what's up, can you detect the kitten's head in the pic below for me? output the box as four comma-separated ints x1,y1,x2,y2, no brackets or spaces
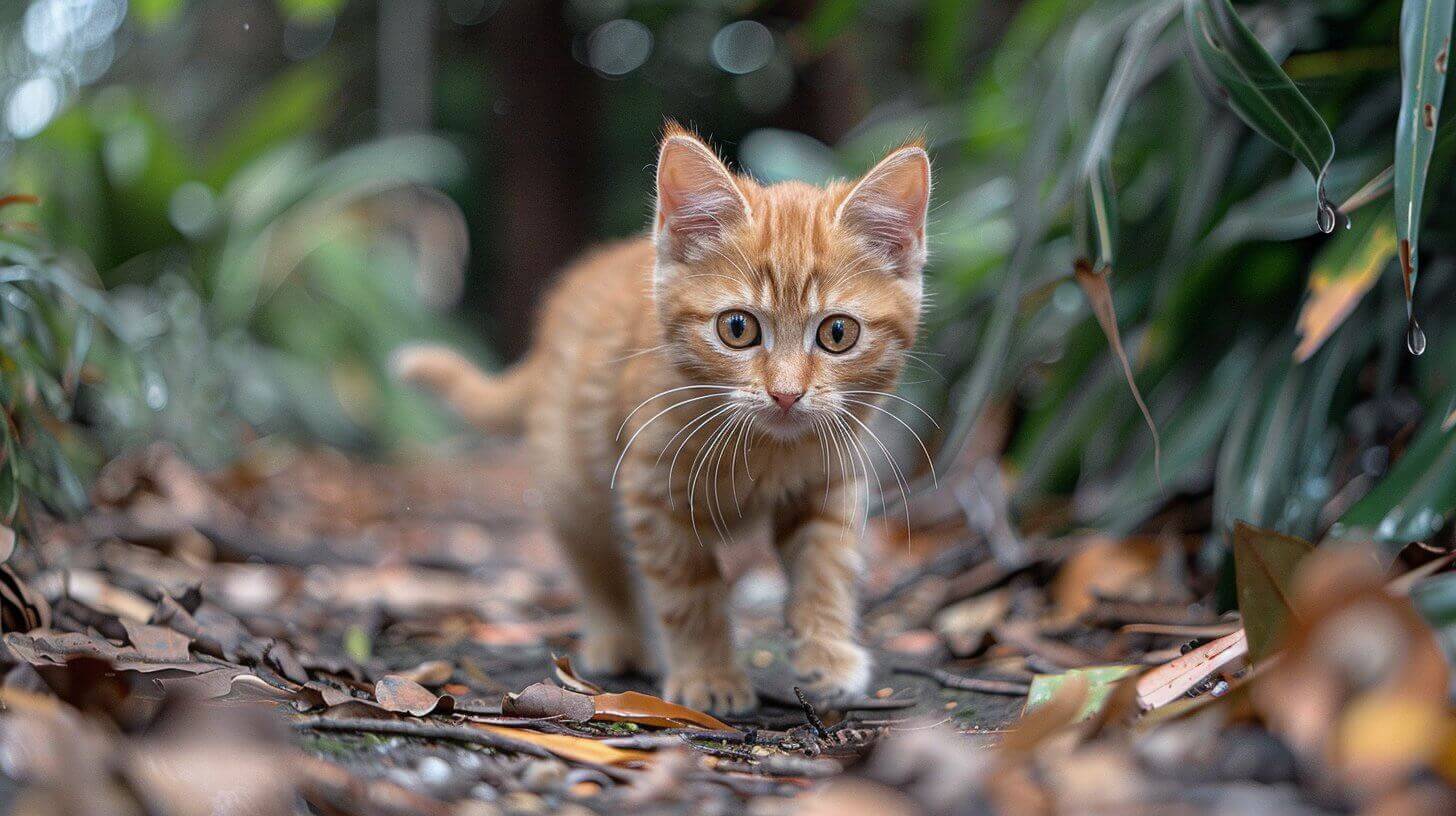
651,124,930,442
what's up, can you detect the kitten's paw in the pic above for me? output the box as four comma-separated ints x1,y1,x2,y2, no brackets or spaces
663,668,758,715
792,638,872,704
578,627,655,676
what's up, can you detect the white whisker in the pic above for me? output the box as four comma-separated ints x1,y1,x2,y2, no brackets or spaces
618,384,736,440
839,390,941,427
664,402,738,507
835,406,912,544
840,397,938,486
612,392,732,487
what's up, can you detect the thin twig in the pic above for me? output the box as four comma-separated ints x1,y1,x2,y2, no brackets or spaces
792,686,828,739
891,663,1031,696
292,715,553,758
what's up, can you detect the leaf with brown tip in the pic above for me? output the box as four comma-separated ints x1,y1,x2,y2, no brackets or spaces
1074,259,1162,486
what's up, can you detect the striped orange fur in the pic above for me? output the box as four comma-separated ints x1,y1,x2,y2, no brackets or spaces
395,125,931,712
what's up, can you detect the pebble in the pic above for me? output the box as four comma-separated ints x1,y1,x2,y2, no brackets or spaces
417,755,452,787
521,758,567,792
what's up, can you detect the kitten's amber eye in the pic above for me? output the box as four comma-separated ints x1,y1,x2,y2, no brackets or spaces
816,315,860,353
716,310,761,349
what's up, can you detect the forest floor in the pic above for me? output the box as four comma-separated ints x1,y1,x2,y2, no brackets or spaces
0,440,1452,815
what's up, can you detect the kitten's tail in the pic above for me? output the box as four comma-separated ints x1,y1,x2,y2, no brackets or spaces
390,344,533,436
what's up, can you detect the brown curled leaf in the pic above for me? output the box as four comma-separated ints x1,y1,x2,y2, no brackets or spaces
374,674,454,716
502,682,595,722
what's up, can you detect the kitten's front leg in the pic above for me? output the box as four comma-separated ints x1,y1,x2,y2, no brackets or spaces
622,495,757,714
774,490,871,702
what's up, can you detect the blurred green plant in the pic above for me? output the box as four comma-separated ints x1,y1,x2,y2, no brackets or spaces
10,63,477,453
737,0,1456,570
0,195,163,522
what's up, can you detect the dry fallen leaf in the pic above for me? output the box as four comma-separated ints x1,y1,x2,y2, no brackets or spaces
1232,521,1315,662
396,659,454,687
120,621,192,663
1074,260,1161,484
552,654,604,695
592,690,734,731
503,682,594,722
932,589,1009,656
1255,546,1450,797
374,675,454,716
472,723,653,766
1050,536,1162,624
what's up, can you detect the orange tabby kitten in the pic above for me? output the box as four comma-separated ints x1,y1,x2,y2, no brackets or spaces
395,125,929,712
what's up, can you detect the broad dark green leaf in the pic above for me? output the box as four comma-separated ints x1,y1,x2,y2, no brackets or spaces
1232,520,1315,662
1394,0,1454,343
1332,392,1456,556
1184,0,1338,231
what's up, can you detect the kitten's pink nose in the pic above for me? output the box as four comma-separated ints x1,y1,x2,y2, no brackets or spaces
769,391,803,411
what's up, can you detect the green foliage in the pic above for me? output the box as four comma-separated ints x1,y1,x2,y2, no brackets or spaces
0,210,161,520
752,0,1456,561
1185,0,1339,230
12,67,474,455
1394,0,1454,324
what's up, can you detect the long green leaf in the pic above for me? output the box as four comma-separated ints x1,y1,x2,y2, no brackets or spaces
1394,0,1453,352
1184,0,1338,232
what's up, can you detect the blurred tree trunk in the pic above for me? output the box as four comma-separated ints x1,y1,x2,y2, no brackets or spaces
769,0,869,144
378,0,436,133
478,1,598,360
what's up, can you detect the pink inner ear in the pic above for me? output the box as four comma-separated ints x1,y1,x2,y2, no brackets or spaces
849,198,921,255
660,180,741,239
656,139,746,246
840,148,930,262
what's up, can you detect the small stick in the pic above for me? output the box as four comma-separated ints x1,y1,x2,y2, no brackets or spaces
292,715,554,758
891,663,1031,696
792,686,828,739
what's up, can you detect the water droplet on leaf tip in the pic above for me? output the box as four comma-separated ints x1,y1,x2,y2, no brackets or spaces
1316,201,1337,234
1406,316,1427,356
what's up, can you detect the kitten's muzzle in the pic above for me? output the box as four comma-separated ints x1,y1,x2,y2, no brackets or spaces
769,390,804,412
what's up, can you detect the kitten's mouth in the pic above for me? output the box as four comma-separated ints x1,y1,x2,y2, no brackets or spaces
756,405,815,440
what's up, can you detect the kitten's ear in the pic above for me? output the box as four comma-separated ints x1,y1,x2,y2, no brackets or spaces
837,145,931,276
654,128,749,263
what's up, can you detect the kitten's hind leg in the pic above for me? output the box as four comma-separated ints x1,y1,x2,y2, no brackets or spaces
547,501,656,676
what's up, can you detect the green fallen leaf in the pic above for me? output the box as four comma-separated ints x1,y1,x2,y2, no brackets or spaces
343,624,371,664
1025,665,1139,721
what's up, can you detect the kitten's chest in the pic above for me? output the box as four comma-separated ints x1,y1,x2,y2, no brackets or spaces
653,433,830,525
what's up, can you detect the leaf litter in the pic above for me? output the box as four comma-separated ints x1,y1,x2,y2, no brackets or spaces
0,443,1454,814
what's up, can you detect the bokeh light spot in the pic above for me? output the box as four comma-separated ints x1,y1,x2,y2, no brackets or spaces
710,20,773,75
587,19,652,77
168,181,220,238
6,76,62,139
